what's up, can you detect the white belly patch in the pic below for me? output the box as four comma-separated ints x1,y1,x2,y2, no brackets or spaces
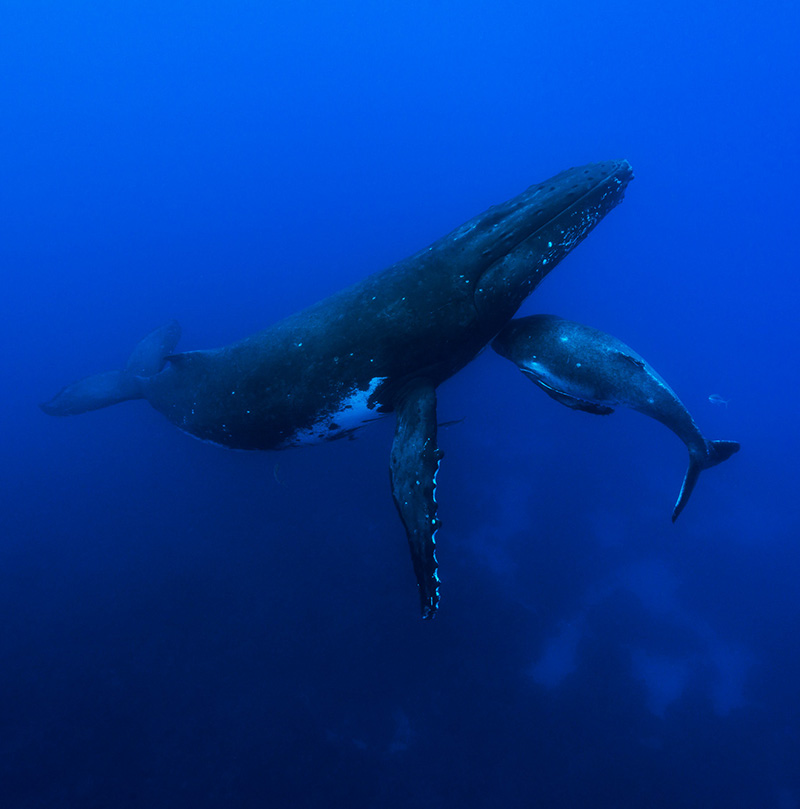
281,376,388,447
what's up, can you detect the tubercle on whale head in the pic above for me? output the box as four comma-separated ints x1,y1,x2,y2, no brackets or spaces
473,160,633,329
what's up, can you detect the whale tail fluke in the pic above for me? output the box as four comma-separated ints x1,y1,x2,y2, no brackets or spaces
706,439,740,467
672,439,740,522
40,321,181,417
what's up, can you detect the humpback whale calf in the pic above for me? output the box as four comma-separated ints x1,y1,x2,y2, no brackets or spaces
491,315,740,522
41,160,633,618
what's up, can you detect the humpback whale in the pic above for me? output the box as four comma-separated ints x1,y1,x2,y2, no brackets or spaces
491,315,740,522
41,160,633,618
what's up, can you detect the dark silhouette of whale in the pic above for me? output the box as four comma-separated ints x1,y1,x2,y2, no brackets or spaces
41,160,634,618
492,314,740,521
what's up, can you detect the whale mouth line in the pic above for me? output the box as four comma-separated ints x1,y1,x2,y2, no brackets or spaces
474,161,632,317
515,161,633,255
539,161,631,231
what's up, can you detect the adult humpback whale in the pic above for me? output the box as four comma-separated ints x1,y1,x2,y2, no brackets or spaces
492,315,740,521
41,160,634,618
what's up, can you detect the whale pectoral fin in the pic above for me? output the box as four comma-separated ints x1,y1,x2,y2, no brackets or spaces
390,379,443,619
522,372,615,416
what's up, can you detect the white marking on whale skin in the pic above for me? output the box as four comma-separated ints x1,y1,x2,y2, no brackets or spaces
282,376,388,447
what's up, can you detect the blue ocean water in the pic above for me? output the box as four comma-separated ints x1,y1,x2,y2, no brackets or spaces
2,1,799,806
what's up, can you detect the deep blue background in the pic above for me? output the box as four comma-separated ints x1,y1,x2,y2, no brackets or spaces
2,1,799,807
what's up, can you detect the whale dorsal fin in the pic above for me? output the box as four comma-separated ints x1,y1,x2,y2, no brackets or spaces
527,374,615,416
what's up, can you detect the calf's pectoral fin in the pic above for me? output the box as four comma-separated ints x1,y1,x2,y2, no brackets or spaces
389,379,443,619
523,373,615,416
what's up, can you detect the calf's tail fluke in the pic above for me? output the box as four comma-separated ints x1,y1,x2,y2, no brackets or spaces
672,439,740,522
39,321,181,417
